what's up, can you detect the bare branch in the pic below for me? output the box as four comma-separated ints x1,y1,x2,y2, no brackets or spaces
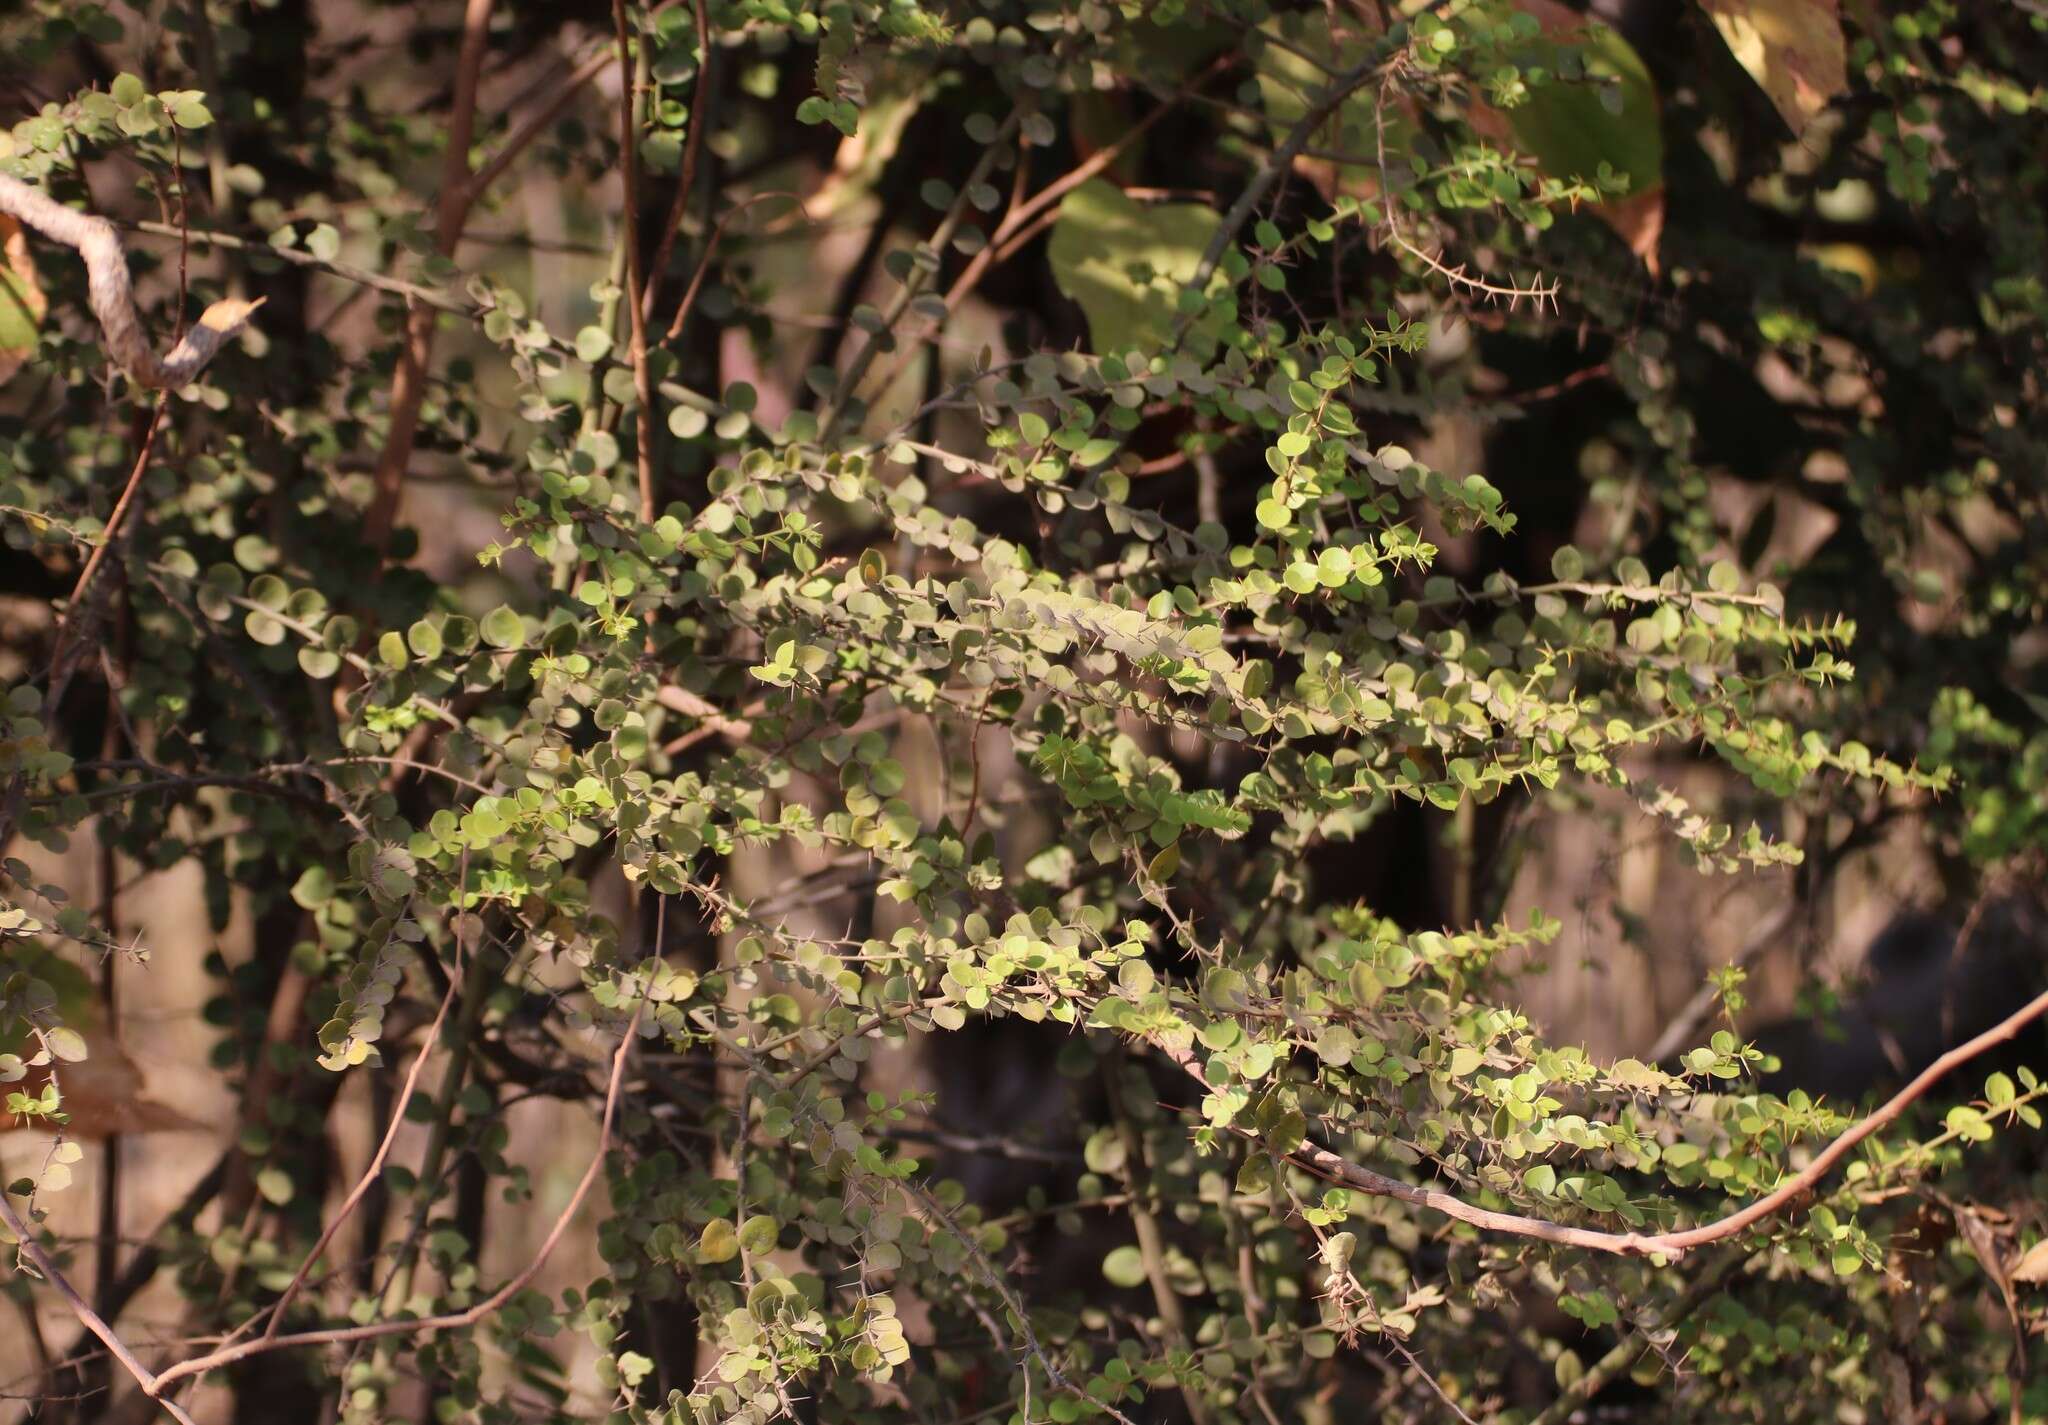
0,174,262,390
0,1191,200,1425
363,0,496,551
145,996,643,1397
261,977,460,1339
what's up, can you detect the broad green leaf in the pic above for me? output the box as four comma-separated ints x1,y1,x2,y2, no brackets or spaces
1505,17,1662,197
1047,179,1219,354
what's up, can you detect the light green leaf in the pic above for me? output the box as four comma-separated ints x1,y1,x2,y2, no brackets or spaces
1047,179,1219,354
1101,1245,1147,1288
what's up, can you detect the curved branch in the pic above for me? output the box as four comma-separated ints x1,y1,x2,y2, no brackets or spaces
146,997,642,1397
1158,981,2048,1259
0,1191,199,1425
0,173,261,389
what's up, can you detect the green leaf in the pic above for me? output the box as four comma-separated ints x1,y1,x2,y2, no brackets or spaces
737,1215,779,1254
1506,22,1662,197
1074,437,1121,468
1101,1245,1147,1288
481,605,524,649
1047,179,1219,353
697,1219,739,1264
0,251,45,380
44,1027,87,1063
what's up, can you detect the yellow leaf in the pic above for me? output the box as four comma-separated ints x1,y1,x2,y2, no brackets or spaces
2011,1238,2048,1286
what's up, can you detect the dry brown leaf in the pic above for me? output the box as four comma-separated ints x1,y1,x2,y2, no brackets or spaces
11,1040,210,1140
1700,0,1848,136
1598,184,1665,274
1945,1197,2025,1372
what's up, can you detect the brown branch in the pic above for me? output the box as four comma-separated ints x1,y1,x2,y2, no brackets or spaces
461,48,612,210
862,67,1219,407
260,977,460,1339
362,0,495,551
47,396,167,712
659,191,802,346
655,684,754,745
643,0,713,326
1157,981,2048,1258
942,66,1219,318
146,996,644,1397
0,1192,199,1425
816,111,1020,438
462,0,690,219
610,0,660,521
1187,52,1382,296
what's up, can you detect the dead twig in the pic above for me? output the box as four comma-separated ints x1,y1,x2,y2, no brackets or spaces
0,175,262,389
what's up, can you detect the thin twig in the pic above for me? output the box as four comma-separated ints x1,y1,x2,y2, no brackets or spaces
1643,896,1798,1065
1384,1338,1479,1425
48,396,168,711
817,112,1021,438
261,977,460,1338
363,0,495,550
1525,1250,1743,1425
0,1192,199,1425
147,995,644,1396
610,0,660,520
124,220,469,312
659,191,801,345
1100,1049,1211,1425
643,0,713,325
